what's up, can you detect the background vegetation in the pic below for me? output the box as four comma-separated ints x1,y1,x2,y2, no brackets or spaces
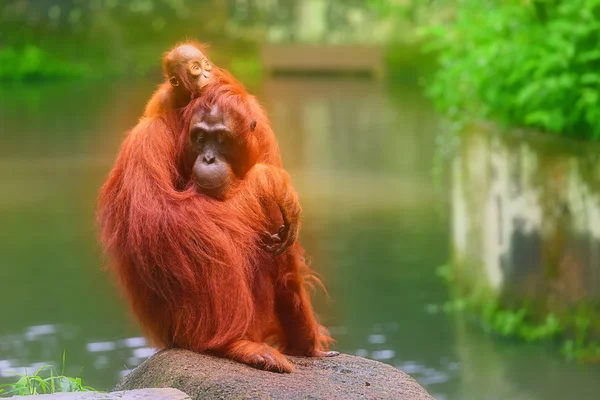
424,0,600,140
9,0,599,141
0,0,428,83
0,0,256,81
0,353,95,397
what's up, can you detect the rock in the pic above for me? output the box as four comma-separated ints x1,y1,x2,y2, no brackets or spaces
13,388,189,399
115,348,433,400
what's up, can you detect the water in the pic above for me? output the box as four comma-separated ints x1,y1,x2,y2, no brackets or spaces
0,77,598,399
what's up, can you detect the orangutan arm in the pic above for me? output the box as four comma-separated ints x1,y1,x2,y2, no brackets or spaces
232,163,301,255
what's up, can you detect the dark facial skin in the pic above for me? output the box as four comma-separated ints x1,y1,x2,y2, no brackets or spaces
188,105,239,199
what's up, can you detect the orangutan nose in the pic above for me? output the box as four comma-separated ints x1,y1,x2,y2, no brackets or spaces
203,154,216,164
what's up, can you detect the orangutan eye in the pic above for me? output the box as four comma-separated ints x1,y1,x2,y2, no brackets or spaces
217,133,224,144
191,64,200,70
195,132,205,144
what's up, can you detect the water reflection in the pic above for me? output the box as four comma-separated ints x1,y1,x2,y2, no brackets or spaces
0,77,599,399
0,324,152,382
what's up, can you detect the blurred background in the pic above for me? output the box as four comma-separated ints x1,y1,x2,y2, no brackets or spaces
1,1,600,399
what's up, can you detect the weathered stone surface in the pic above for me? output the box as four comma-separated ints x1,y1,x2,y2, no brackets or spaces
13,388,190,399
453,124,600,302
115,348,433,400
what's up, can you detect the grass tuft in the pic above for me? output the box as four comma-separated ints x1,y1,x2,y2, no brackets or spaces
0,351,96,397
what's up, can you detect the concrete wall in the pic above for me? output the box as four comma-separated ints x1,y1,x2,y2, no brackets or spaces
452,124,600,310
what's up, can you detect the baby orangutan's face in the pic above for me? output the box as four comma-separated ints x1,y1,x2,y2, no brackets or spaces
166,45,213,92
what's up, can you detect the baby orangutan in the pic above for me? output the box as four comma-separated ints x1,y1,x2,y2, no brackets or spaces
144,43,214,117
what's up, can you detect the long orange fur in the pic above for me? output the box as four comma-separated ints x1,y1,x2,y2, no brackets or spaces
97,42,333,372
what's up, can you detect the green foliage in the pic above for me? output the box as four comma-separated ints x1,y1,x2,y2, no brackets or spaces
0,352,96,397
561,306,600,362
480,303,562,342
0,1,255,81
0,46,89,82
434,263,453,282
561,339,600,362
0,0,413,83
424,0,600,140
227,55,262,90
436,263,600,362
439,295,562,342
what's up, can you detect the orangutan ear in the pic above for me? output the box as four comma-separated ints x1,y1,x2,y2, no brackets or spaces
169,76,179,87
250,120,257,132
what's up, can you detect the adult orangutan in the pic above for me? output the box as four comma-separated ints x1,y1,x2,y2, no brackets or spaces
97,45,336,373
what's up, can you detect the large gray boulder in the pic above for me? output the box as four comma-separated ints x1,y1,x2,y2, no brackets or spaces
115,348,433,400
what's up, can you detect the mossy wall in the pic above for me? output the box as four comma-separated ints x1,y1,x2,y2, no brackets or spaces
451,124,600,353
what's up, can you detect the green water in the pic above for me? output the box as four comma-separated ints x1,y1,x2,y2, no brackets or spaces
0,77,598,399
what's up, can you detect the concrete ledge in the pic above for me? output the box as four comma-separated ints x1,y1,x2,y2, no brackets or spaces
115,348,433,400
261,44,384,77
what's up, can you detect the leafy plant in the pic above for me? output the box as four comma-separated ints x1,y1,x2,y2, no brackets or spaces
0,351,96,397
479,303,562,342
0,46,89,82
439,292,563,342
437,261,600,362
424,0,600,140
